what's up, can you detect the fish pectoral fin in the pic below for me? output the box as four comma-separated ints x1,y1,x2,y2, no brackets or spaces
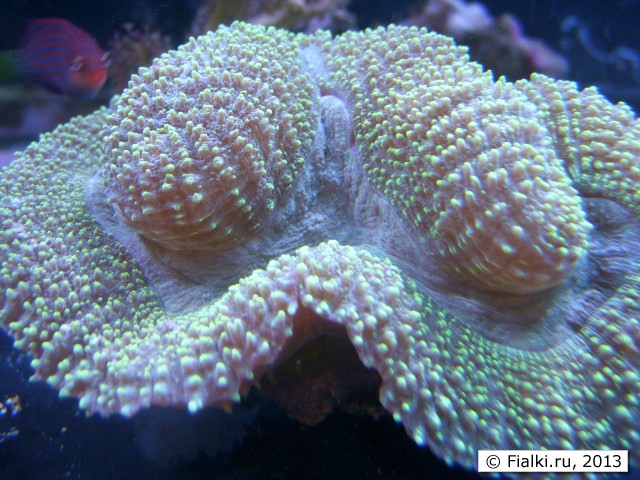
69,55,84,72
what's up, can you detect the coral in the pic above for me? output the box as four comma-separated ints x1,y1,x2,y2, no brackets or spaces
0,22,639,476
324,26,590,294
403,0,569,80
191,0,355,36
103,25,317,250
107,24,173,93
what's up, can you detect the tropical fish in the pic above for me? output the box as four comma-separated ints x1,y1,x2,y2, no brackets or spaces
0,18,109,99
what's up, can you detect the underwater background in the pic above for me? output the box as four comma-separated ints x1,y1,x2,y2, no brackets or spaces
1,1,639,479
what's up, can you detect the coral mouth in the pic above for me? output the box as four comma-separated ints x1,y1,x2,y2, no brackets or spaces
258,319,382,425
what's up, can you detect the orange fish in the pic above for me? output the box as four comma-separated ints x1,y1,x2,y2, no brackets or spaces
0,18,109,99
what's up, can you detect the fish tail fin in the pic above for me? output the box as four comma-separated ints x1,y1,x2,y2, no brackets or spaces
0,51,22,84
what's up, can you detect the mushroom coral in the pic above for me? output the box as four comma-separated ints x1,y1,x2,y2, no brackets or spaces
1,22,639,475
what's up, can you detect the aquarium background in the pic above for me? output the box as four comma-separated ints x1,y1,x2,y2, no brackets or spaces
1,1,639,479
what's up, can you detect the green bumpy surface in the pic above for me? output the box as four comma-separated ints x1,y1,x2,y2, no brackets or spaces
1,22,639,477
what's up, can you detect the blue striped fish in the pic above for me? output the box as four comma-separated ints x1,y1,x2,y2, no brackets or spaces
0,18,109,99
